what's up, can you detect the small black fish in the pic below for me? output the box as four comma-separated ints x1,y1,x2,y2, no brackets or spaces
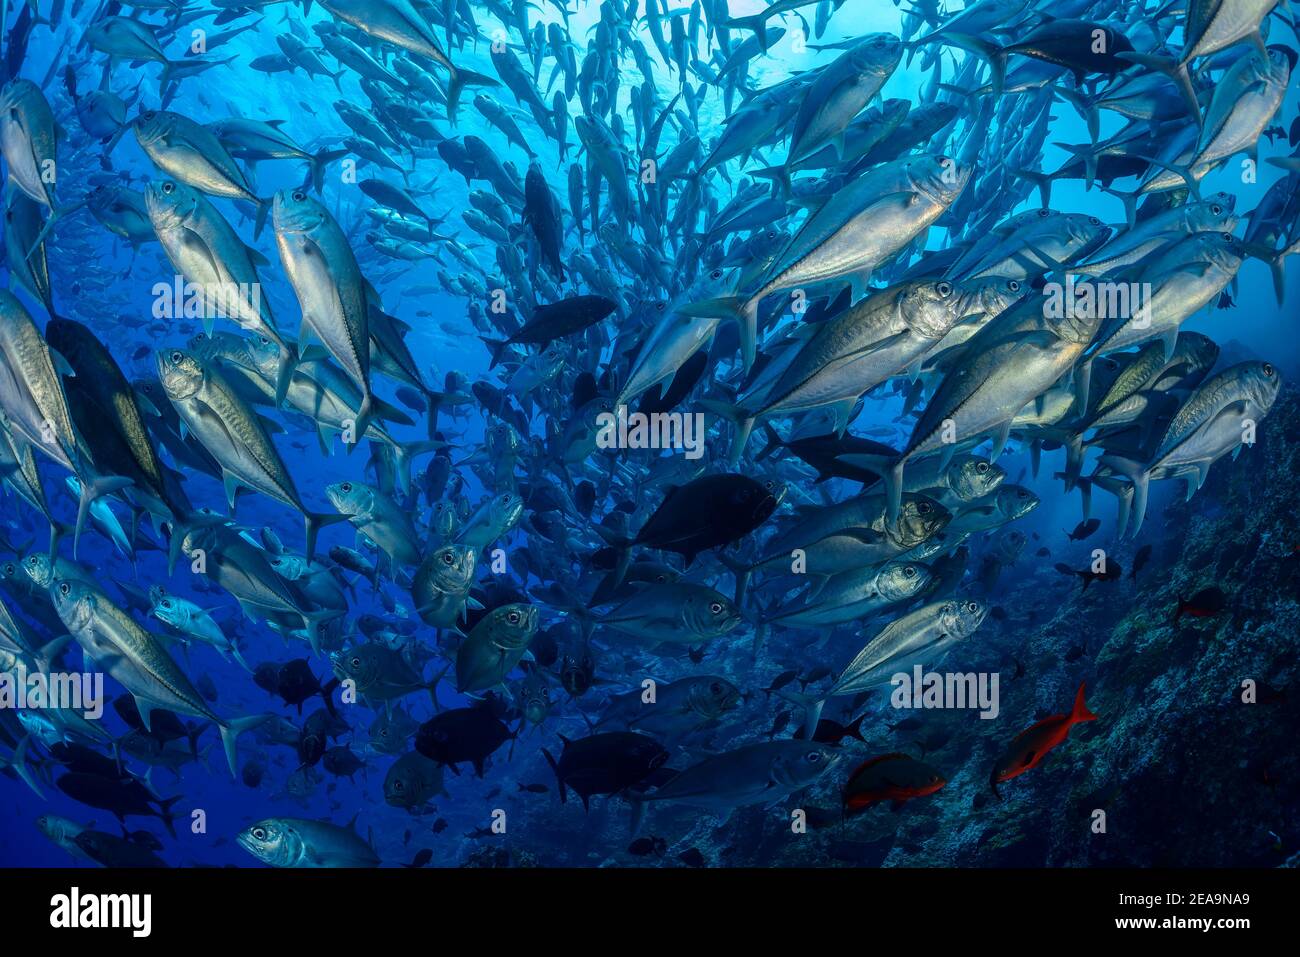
403,848,433,868
431,819,449,834
763,670,799,696
1065,518,1100,541
800,666,832,689
1035,546,1051,557
627,836,667,857
518,782,549,793
677,847,706,868
1130,544,1152,579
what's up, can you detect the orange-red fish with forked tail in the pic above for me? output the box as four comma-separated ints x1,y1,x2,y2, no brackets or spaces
842,753,946,814
990,682,1096,798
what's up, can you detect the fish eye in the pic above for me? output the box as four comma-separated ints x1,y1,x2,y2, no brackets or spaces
709,601,723,615
1007,280,1020,292
1263,363,1275,376
252,827,266,840
59,583,70,596
806,751,822,763
1211,205,1222,215
142,110,156,121
341,483,352,492
1222,232,1232,242
1089,216,1101,225
966,601,978,612
170,350,183,363
392,780,404,791
27,557,37,567
507,611,521,624
161,182,174,195
904,565,916,577
936,281,952,296
291,190,307,202
976,461,989,473
710,682,722,694
1037,208,1049,217
350,657,361,668
918,501,931,513
710,269,723,280
441,552,454,564
764,479,775,489
162,599,171,608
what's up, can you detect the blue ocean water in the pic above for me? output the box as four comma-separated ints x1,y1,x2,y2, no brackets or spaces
1,0,1298,868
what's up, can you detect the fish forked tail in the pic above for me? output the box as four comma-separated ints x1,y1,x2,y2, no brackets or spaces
308,147,350,195
0,735,43,798
592,525,633,594
714,551,752,610
73,474,134,560
445,68,498,126
1096,455,1149,538
1069,682,1097,725
1050,85,1100,147
427,662,451,713
776,688,827,741
479,336,512,369
304,510,349,563
216,714,275,780
253,197,271,240
942,31,1006,97
1240,238,1289,306
697,398,756,465
1115,51,1201,126
541,747,568,804
675,294,759,374
155,794,183,839
26,197,87,261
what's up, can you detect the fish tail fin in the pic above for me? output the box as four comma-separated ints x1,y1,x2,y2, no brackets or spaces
310,147,349,194
592,526,633,591
541,747,567,803
884,457,905,529
1070,682,1097,724
26,198,85,260
726,13,773,51
479,336,509,368
755,422,785,461
253,198,271,240
445,68,495,125
304,510,348,562
271,340,298,408
302,606,344,657
777,689,825,740
158,794,183,838
74,475,134,560
697,399,755,464
1051,85,1099,146
1100,185,1139,229
943,31,1005,95
2,736,43,798
1116,52,1200,124
675,295,759,373
340,393,376,457
1011,166,1054,208
218,714,274,779
1241,241,1288,305
715,551,751,608
427,663,450,712
1097,455,1149,537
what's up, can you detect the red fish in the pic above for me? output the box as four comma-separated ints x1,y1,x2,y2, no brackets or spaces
1173,587,1226,622
990,683,1096,798
842,753,946,814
